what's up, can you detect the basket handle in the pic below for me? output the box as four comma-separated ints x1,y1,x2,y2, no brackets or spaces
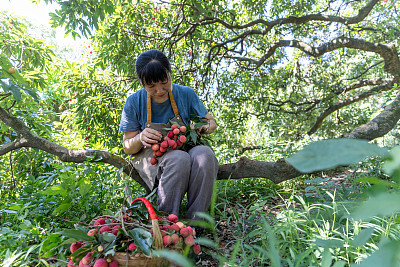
131,198,157,220
131,198,163,249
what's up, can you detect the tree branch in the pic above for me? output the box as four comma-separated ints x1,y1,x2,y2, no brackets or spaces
308,79,395,135
344,90,400,140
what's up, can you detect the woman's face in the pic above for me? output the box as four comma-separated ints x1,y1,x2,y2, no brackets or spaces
143,76,172,102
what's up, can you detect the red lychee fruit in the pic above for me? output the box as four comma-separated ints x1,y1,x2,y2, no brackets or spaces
170,224,180,232
99,226,111,234
180,126,187,133
163,235,172,246
164,225,172,232
173,134,178,140
186,226,194,236
173,128,180,135
94,218,106,226
161,140,168,148
176,222,185,229
184,235,195,246
81,252,93,265
150,157,158,165
87,229,98,236
171,143,177,150
109,261,118,267
128,242,137,251
171,124,179,130
167,140,176,147
93,258,108,267
153,151,157,157
171,233,179,245
179,135,187,143
70,241,82,253
167,131,174,138
176,140,183,146
152,143,160,151
156,150,163,157
112,225,119,235
168,214,178,223
193,244,201,255
180,227,191,238
159,146,167,152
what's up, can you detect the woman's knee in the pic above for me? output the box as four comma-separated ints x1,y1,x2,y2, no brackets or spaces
189,146,219,168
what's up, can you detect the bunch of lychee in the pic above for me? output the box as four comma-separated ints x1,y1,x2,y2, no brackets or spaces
66,212,201,266
156,214,201,255
67,217,125,267
150,124,188,165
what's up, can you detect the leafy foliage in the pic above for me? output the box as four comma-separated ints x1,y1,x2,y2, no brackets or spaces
2,0,400,266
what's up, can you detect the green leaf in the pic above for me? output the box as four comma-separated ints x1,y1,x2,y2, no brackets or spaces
193,237,218,248
357,240,400,267
78,178,91,196
351,192,400,221
40,184,67,197
383,146,400,176
352,227,375,248
333,261,347,267
128,228,152,256
314,238,344,248
101,232,117,243
52,203,71,216
286,139,389,173
59,229,93,241
190,130,198,144
152,250,195,267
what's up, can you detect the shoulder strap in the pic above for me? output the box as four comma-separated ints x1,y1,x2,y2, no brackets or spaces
146,86,179,124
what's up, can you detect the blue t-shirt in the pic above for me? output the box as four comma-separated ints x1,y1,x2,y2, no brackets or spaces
119,84,208,132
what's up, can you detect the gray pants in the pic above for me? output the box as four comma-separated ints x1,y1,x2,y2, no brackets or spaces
156,145,218,220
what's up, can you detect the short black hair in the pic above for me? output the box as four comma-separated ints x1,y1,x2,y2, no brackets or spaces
135,50,171,85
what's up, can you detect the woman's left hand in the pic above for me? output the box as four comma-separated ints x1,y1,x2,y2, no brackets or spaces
191,118,217,135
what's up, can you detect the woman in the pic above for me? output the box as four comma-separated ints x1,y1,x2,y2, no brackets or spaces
119,50,219,221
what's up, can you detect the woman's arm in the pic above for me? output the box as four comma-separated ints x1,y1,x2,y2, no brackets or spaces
122,131,142,155
123,128,163,155
195,113,218,135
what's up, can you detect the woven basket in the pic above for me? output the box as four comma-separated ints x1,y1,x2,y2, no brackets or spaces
112,252,169,267
112,198,179,266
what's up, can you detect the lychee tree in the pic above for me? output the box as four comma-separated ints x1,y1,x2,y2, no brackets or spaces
1,0,400,194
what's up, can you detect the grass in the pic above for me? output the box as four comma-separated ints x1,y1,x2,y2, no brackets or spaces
1,152,400,266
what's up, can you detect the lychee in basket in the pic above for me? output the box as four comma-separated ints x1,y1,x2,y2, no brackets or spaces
111,198,197,267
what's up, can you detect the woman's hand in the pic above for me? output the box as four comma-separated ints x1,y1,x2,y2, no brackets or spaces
191,117,217,135
139,128,163,147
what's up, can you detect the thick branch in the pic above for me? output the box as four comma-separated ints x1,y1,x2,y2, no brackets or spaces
0,104,150,192
308,79,395,135
189,0,378,30
233,37,400,81
217,157,302,183
344,90,400,140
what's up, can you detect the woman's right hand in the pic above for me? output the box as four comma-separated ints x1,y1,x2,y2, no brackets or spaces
139,128,163,148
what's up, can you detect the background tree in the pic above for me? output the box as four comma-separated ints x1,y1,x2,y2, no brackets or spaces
1,0,399,194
